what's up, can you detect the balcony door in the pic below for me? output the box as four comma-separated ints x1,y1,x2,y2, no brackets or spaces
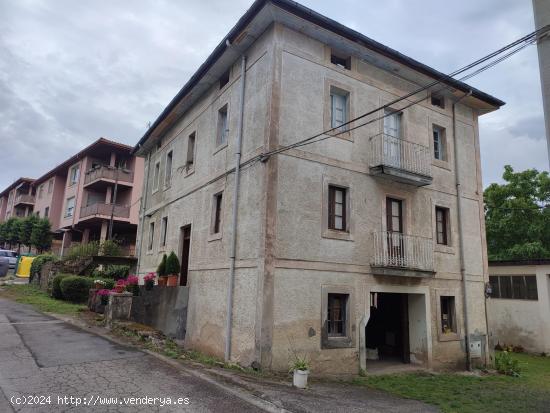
179,225,191,286
386,197,404,266
383,110,402,168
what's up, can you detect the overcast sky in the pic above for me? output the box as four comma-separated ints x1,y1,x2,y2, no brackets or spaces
0,0,548,190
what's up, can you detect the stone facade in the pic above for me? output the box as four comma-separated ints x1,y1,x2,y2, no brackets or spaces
135,1,502,374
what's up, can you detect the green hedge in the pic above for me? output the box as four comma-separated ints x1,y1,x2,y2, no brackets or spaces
51,274,71,299
30,254,60,280
59,276,93,303
90,277,115,290
91,265,130,280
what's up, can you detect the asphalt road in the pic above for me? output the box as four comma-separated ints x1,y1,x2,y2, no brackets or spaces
0,298,266,413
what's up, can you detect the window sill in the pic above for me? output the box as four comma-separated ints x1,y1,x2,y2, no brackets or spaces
184,167,195,177
321,336,353,349
163,184,171,192
432,159,451,171
322,229,353,241
438,332,460,342
151,187,159,195
208,232,223,242
435,244,455,255
213,143,228,155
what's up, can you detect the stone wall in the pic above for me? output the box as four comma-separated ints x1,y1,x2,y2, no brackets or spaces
131,286,189,340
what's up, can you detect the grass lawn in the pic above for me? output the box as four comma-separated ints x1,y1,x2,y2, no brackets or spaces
354,353,550,412
0,284,86,316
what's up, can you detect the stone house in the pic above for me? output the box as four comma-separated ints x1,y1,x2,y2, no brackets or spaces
133,0,503,374
487,259,550,354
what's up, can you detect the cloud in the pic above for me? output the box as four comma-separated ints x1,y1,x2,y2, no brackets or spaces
0,0,547,191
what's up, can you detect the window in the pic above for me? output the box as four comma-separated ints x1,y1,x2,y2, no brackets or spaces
440,296,456,334
69,165,80,186
433,126,446,160
38,185,44,199
330,51,351,70
165,151,173,187
327,293,348,337
217,105,228,147
186,132,196,170
435,207,449,245
44,207,49,218
431,94,445,109
152,161,160,192
36,211,40,218
328,186,347,231
148,222,155,251
330,87,349,132
219,70,230,89
160,217,168,247
48,179,53,194
489,275,538,300
65,197,75,217
384,109,402,138
212,192,223,234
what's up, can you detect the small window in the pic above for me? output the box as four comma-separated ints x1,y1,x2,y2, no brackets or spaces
44,207,49,218
435,207,449,245
440,296,457,334
327,293,348,337
148,222,155,251
186,132,196,169
48,179,53,194
219,70,230,89
328,185,347,231
330,87,349,131
217,105,228,147
526,276,538,300
153,161,160,192
69,165,80,186
431,94,445,109
489,275,538,300
330,52,351,70
433,126,446,161
38,185,44,199
65,197,75,217
212,192,223,234
489,276,500,298
165,151,173,187
160,216,168,247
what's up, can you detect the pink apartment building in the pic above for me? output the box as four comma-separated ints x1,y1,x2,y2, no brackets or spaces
27,138,143,255
0,177,36,222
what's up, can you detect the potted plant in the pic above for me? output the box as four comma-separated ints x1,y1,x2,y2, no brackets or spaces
114,279,126,293
125,275,140,296
290,356,310,389
144,272,156,290
94,279,106,289
97,289,110,306
157,254,168,286
165,252,180,287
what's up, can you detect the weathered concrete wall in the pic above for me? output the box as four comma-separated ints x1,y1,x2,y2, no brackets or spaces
131,286,189,340
487,264,550,353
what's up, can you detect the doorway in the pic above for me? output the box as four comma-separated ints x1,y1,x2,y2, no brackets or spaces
179,225,191,286
365,292,410,363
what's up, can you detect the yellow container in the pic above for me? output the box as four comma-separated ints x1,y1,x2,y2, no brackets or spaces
16,256,35,278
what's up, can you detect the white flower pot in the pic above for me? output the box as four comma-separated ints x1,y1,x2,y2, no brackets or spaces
293,369,309,389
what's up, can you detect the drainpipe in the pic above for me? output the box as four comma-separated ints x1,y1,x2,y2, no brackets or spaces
453,90,473,370
225,55,247,362
136,150,151,276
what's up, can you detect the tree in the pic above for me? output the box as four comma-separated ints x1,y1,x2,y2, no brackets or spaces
0,222,6,248
30,218,52,253
19,215,39,253
165,251,180,275
484,165,550,260
3,218,20,250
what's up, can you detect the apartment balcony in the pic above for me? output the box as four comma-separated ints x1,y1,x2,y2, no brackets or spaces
79,203,130,221
14,194,35,207
369,134,432,186
371,231,434,277
83,166,134,190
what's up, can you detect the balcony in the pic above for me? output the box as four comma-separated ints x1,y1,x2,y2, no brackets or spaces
371,231,434,277
84,166,134,190
14,194,35,207
369,134,432,186
80,203,130,220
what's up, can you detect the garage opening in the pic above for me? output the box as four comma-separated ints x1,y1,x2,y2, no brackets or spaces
366,292,410,363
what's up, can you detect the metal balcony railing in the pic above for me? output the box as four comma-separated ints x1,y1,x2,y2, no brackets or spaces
84,166,134,185
80,203,130,219
372,231,434,272
14,194,35,205
369,134,432,178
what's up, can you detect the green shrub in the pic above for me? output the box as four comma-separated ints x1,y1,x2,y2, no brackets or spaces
60,276,93,303
51,274,71,299
64,241,100,261
165,252,180,275
91,265,130,280
100,240,122,256
90,277,115,290
157,254,167,277
30,254,60,279
495,351,521,377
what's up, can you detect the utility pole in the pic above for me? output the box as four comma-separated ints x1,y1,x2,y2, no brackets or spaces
107,167,119,240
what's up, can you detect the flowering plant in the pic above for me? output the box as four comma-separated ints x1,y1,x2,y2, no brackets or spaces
144,272,156,282
94,280,106,286
115,279,127,286
97,289,111,296
126,275,139,285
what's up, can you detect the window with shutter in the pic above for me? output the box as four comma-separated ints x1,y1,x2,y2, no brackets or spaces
330,88,348,132
328,185,347,231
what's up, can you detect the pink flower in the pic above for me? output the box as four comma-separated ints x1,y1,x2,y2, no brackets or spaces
126,275,139,285
144,272,156,282
116,279,127,286
97,289,111,296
